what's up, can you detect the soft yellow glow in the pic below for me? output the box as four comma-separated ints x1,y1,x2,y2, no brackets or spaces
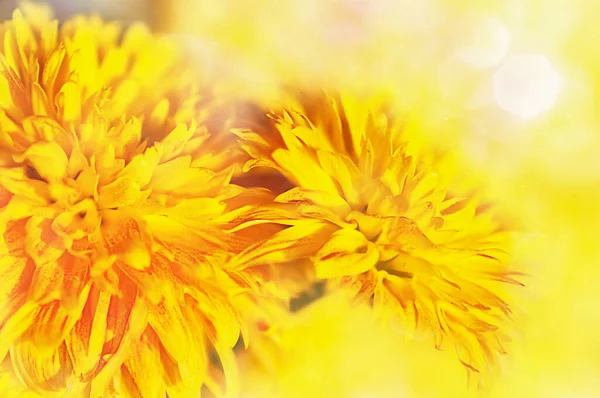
455,15,510,69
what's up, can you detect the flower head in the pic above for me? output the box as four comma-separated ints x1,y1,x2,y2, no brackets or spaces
0,3,276,397
233,91,523,377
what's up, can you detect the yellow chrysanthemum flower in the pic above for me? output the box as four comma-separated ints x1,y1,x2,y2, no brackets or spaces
233,91,523,379
0,4,278,397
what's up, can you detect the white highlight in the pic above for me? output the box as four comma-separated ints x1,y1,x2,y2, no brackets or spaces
493,54,562,119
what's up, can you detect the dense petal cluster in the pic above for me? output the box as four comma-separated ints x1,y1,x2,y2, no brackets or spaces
233,92,523,376
0,4,278,397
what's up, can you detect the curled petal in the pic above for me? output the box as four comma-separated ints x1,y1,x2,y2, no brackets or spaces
314,229,380,278
10,341,74,394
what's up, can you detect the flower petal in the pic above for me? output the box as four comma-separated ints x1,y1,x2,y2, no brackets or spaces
316,150,363,207
21,141,68,181
97,175,151,209
117,330,164,398
66,287,111,379
275,187,352,217
117,146,161,188
25,216,65,269
272,148,340,197
10,341,74,394
89,290,148,397
0,301,37,362
230,221,337,269
146,297,191,364
314,229,380,278
0,256,33,326
164,301,206,397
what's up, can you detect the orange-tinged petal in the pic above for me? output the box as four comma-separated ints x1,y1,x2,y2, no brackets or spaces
143,215,235,256
0,301,37,362
24,216,65,268
166,197,226,222
102,276,138,356
230,221,337,269
58,254,91,311
89,293,148,398
149,155,191,188
21,117,66,146
93,146,125,186
230,128,271,156
10,341,73,394
0,255,33,324
146,297,190,364
74,166,99,199
118,331,164,398
272,148,340,197
66,288,110,379
122,240,151,271
218,205,301,233
148,98,170,128
97,175,150,209
199,296,241,349
314,229,380,278
20,141,68,181
203,332,240,398
316,150,363,207
339,92,370,156
26,296,90,358
152,166,234,198
27,260,64,304
275,187,352,217
150,167,211,194
111,118,143,160
163,298,207,397
117,147,161,188
41,44,67,97
3,26,24,81
158,123,194,161
0,371,39,397
55,81,81,123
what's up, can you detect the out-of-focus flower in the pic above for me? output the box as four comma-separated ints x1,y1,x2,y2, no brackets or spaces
238,293,413,398
232,91,522,380
238,291,486,398
0,3,280,397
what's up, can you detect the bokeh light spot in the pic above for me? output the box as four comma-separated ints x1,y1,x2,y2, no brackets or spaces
493,54,562,119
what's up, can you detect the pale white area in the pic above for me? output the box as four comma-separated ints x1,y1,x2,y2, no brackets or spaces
493,54,562,119
455,16,510,69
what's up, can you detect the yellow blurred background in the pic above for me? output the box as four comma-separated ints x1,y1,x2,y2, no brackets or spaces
9,0,600,396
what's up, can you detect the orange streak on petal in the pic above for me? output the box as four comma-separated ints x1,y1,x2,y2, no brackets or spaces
10,341,74,394
89,292,148,398
119,329,164,398
146,297,190,364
